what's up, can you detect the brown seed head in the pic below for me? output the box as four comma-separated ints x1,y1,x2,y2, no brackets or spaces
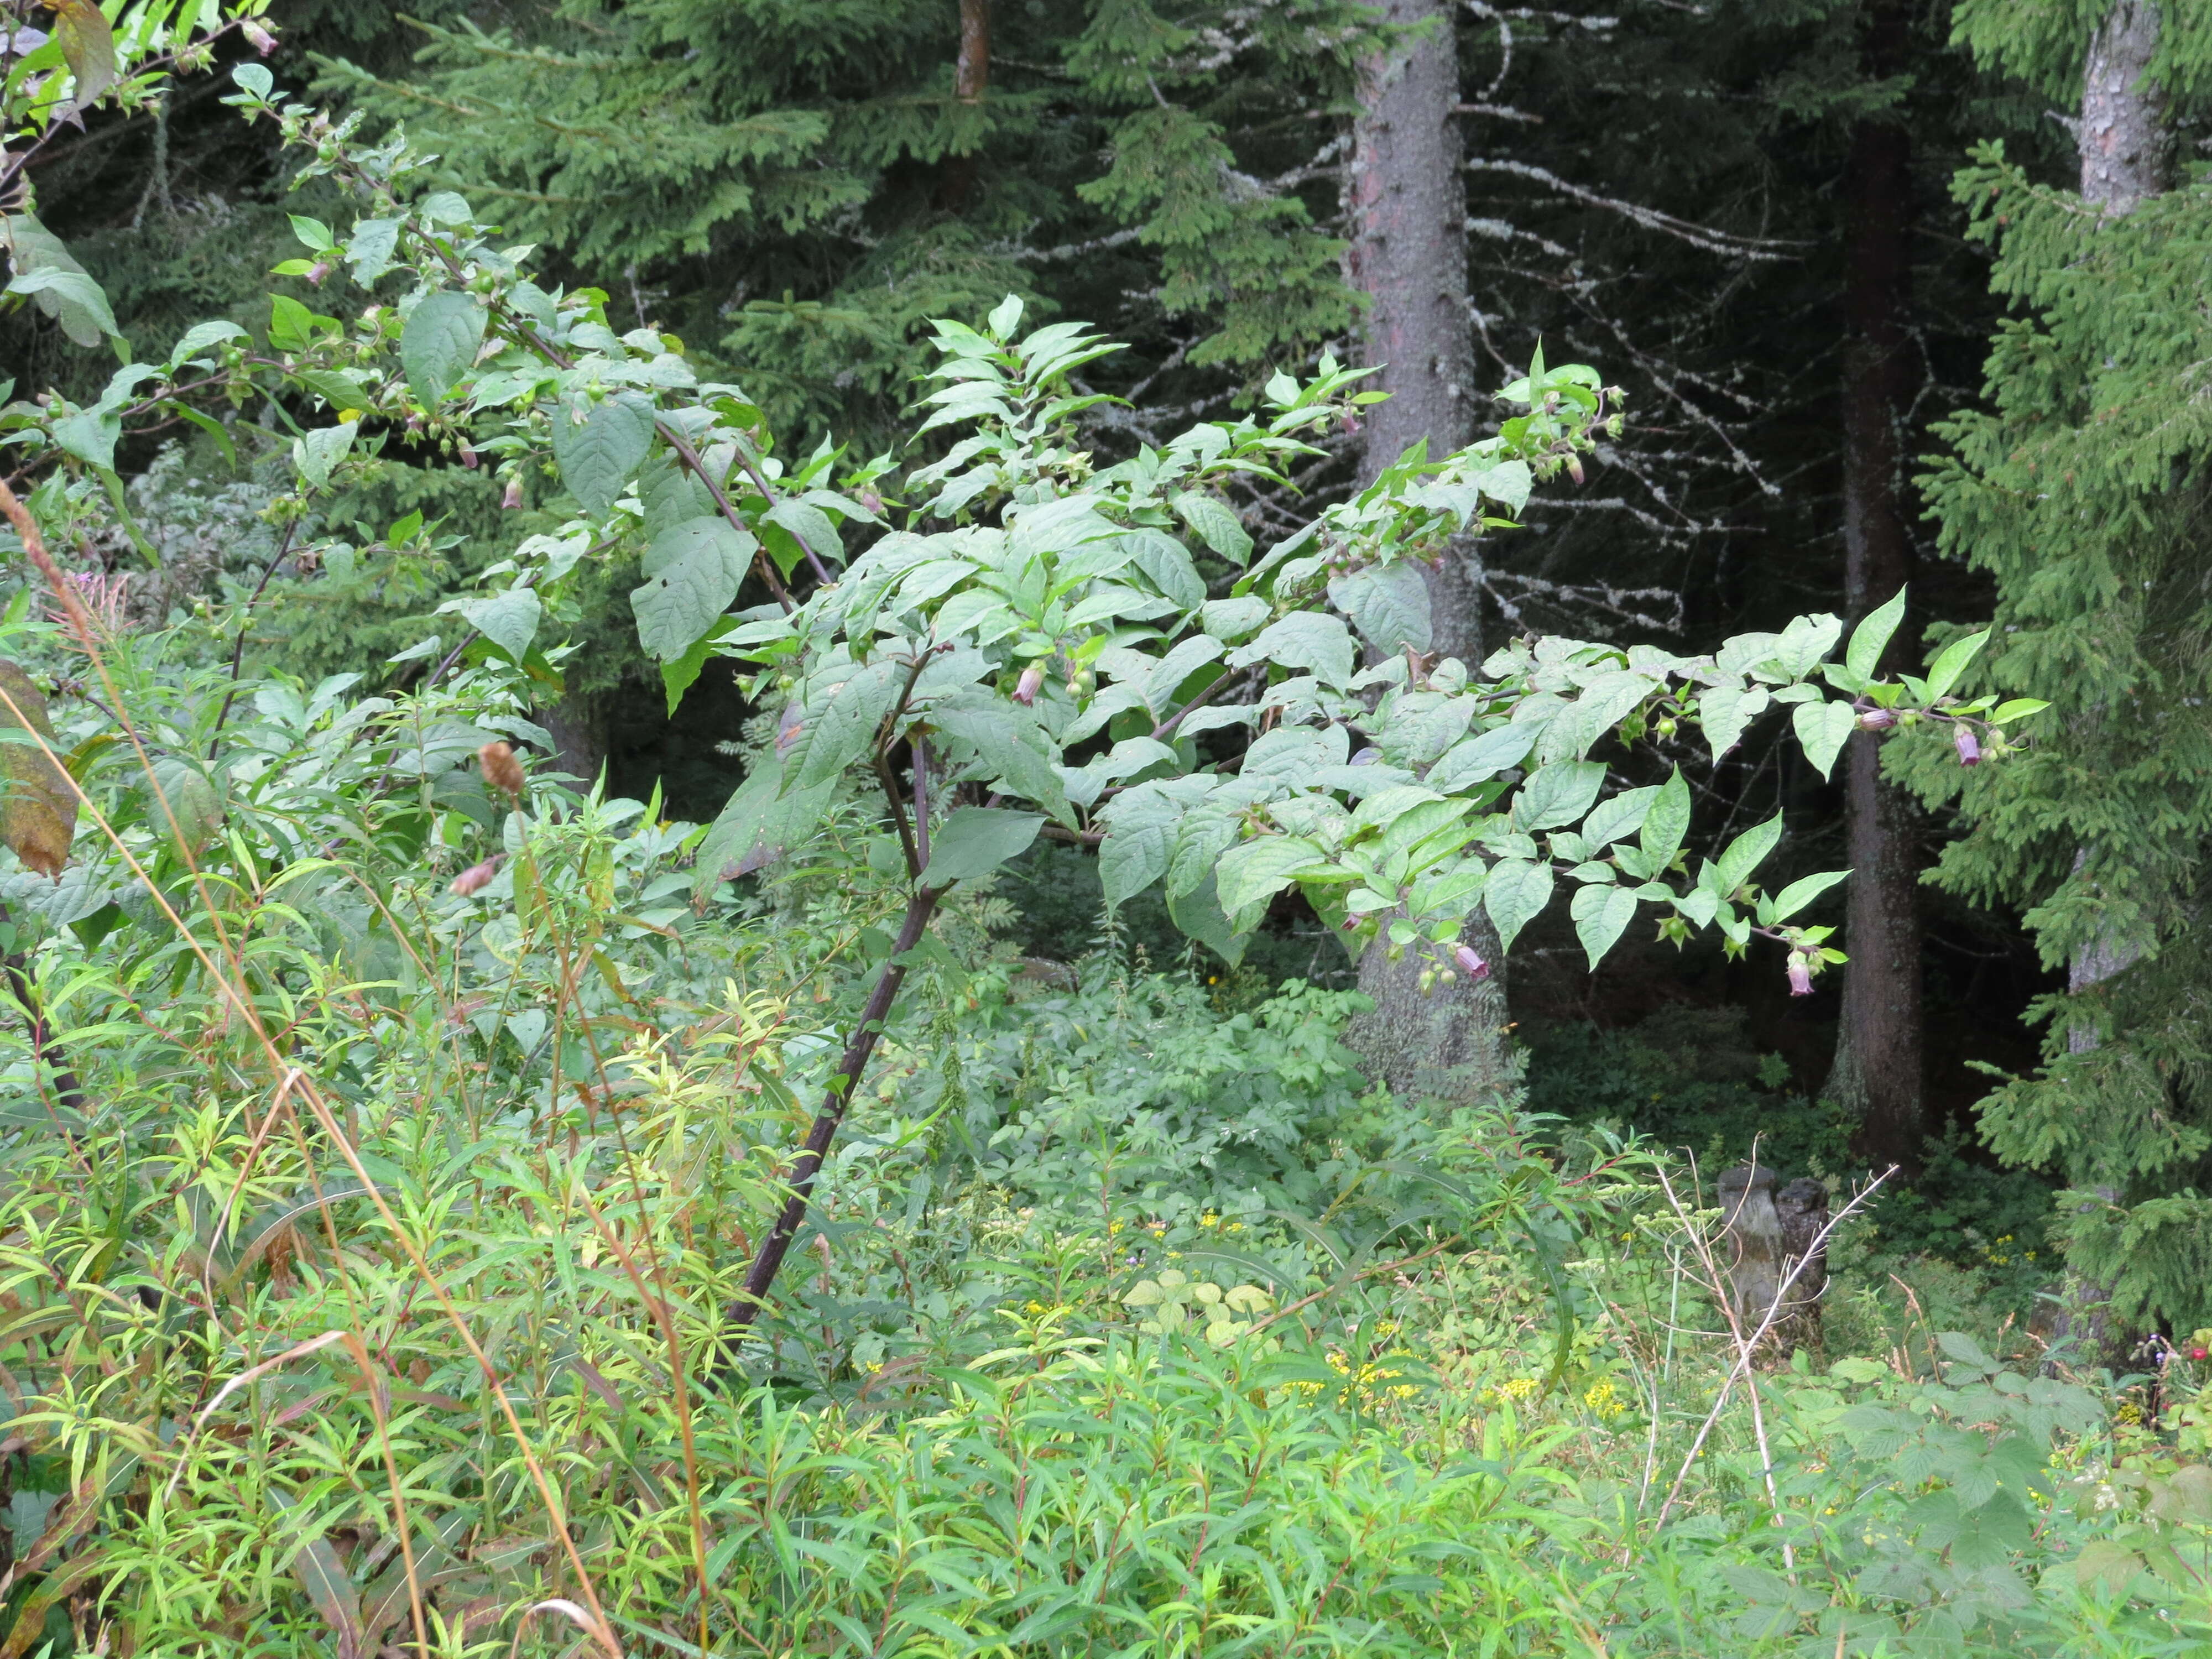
479,740,525,801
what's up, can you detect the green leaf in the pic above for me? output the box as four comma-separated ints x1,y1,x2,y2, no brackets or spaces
1791,699,1855,781
1172,491,1253,564
1991,697,2051,724
1770,868,1849,922
53,0,117,109
1572,883,1640,969
1484,858,1553,949
291,369,371,416
693,759,836,893
1098,782,1187,908
630,517,754,662
660,619,732,717
1640,768,1691,867
292,420,358,490
400,290,486,406
1168,869,1248,967
1923,628,1990,699
1714,813,1783,893
169,319,246,367
1226,612,1355,688
552,393,655,521
1214,834,1328,915
346,218,400,285
268,293,319,352
1427,723,1535,794
1124,530,1206,612
0,664,76,878
1580,785,1656,849
1697,683,1769,759
288,214,336,253
51,404,120,470
457,588,541,661
1846,587,1907,679
923,807,1045,886
1512,760,1605,831
1329,561,1432,655
4,267,118,347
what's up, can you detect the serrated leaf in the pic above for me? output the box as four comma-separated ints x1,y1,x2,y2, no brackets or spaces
1791,699,1855,781
1484,858,1553,948
1846,587,1907,679
401,290,486,406
1572,883,1640,969
630,517,754,662
0,665,75,878
1329,561,1431,654
922,807,1044,886
552,393,655,521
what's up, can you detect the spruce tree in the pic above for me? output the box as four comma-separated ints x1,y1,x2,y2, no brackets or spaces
1905,0,2212,1332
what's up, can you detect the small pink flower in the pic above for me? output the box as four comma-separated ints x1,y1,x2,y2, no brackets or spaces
1953,724,1981,767
1013,664,1044,706
305,260,331,287
1787,956,1813,997
448,857,501,898
242,19,278,56
502,478,523,510
457,442,479,470
1856,707,1897,731
1566,456,1585,486
1453,945,1491,983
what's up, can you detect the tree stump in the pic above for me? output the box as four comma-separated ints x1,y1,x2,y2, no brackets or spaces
1774,1176,1830,1361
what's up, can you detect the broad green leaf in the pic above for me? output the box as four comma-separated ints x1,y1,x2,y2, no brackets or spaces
1697,683,1768,759
52,0,117,109
401,290,486,406
790,659,901,788
346,218,400,285
1714,813,1783,893
0,664,76,877
1512,760,1605,831
1484,857,1553,948
169,319,246,367
1172,491,1253,564
693,759,836,893
4,267,118,347
457,588,541,661
1771,612,1844,680
1200,595,1271,641
146,757,224,853
1923,628,1990,699
1640,768,1691,865
293,420,358,490
51,404,119,470
1791,699,1855,781
1770,867,1849,922
1124,530,1206,612
552,393,655,521
1226,612,1355,688
1329,561,1432,654
922,807,1045,886
1098,784,1183,908
1846,587,1907,679
1572,883,1639,969
1992,697,2050,724
269,293,319,352
631,517,754,662
1214,834,1328,916
1168,869,1248,967
1580,784,1656,849
291,369,371,416
1426,723,1535,794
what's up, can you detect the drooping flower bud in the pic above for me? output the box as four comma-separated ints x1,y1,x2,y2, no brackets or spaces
859,490,885,517
305,260,331,288
1567,456,1585,486
1453,944,1492,983
502,478,524,510
1953,724,1981,767
1014,664,1044,706
242,18,278,56
457,442,479,469
1787,956,1814,997
478,740,525,802
1856,707,1897,732
449,857,501,898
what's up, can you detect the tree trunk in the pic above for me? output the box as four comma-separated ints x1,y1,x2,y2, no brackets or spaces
538,695,607,790
1827,0,1923,1170
937,0,990,210
1340,0,1510,1106
2042,0,2171,1369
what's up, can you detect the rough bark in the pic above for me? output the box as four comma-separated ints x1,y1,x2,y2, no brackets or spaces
2080,1,2173,212
1339,0,1511,1106
1826,0,1924,1171
1775,1177,1830,1361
